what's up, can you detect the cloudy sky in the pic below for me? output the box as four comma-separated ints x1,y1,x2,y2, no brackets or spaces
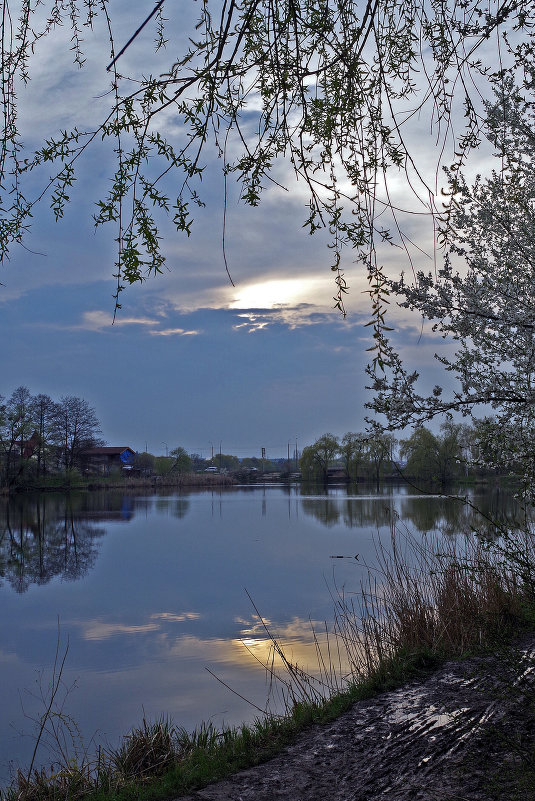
1,1,482,458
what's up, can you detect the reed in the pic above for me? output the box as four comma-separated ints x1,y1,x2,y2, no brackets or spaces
331,525,533,685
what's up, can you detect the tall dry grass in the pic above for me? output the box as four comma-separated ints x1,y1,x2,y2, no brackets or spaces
249,522,535,711
331,525,534,684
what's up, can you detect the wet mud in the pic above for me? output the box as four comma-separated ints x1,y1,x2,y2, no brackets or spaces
179,635,535,800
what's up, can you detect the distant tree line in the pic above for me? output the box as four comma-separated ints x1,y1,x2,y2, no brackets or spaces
300,420,513,486
135,447,194,476
0,386,102,486
134,450,283,477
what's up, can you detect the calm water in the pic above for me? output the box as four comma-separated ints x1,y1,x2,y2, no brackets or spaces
0,483,519,783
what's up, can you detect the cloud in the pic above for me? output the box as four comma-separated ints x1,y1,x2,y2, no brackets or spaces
81,309,201,336
228,277,328,310
150,612,201,622
80,311,160,330
230,300,370,332
149,270,352,330
232,306,335,332
148,327,200,337
233,315,270,333
43,310,201,336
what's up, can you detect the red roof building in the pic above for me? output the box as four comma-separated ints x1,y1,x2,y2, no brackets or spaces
79,446,136,474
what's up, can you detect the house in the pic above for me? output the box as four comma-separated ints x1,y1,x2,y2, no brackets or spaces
79,446,137,475
12,431,40,459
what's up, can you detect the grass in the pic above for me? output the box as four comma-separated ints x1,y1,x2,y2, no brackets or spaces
5,520,535,801
475,719,535,800
334,526,534,672
8,661,439,801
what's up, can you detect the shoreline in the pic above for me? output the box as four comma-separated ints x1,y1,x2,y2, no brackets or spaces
1,473,237,495
1,473,516,497
177,632,535,801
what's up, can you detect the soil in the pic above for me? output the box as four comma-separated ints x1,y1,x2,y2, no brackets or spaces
179,635,535,801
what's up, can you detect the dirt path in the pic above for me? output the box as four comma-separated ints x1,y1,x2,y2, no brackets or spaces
179,635,535,801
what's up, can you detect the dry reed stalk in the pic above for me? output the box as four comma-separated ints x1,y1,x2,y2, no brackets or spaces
328,525,535,686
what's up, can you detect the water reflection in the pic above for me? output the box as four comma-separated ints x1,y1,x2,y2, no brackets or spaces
0,493,198,593
399,488,528,536
0,486,525,595
302,496,394,529
299,484,527,536
0,496,106,592
154,497,190,518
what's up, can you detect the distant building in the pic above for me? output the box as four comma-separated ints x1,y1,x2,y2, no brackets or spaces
80,446,136,475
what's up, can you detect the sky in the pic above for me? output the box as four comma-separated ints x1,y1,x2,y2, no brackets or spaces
0,0,491,459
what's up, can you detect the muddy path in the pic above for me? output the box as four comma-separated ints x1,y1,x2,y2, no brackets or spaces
179,635,535,800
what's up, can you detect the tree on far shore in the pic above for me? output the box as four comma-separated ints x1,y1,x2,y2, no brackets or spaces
300,434,340,482
400,423,466,485
169,447,193,474
55,395,102,471
0,388,103,485
340,432,367,481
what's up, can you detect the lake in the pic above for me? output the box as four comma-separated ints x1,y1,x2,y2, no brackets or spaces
0,482,518,785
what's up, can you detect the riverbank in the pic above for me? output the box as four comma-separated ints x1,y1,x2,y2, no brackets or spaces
3,461,522,496
180,633,535,801
8,636,535,801
179,632,535,800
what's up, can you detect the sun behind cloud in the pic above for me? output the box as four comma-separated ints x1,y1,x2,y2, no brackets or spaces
229,278,327,310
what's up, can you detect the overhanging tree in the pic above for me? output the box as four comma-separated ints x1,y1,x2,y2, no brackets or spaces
400,422,468,484
340,431,367,480
370,85,535,500
363,423,395,486
2,0,534,331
